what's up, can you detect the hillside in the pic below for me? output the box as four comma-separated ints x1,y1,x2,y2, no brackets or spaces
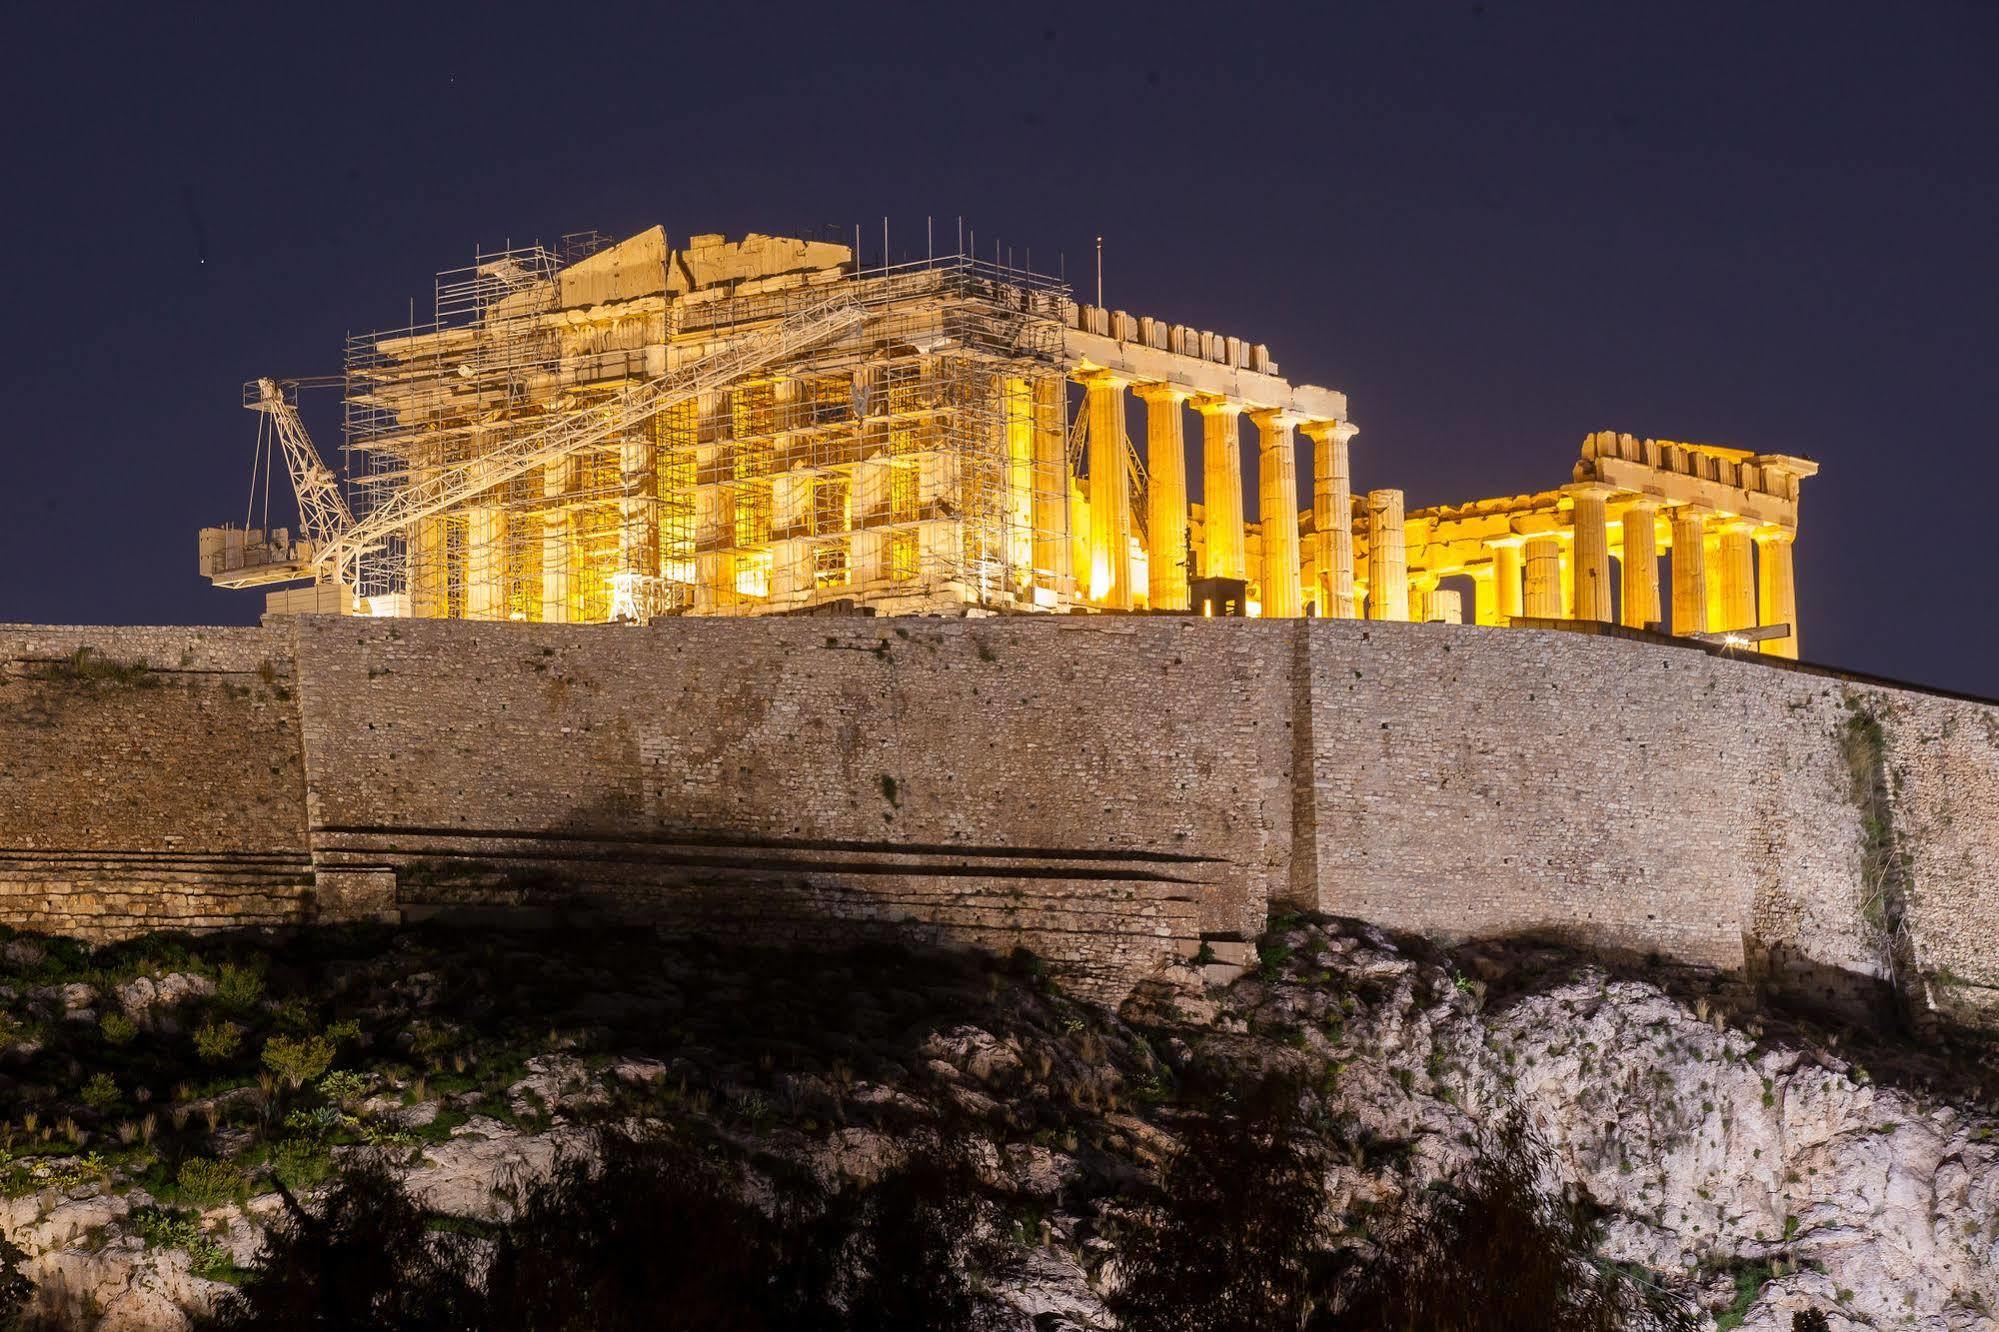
0,917,1993,1329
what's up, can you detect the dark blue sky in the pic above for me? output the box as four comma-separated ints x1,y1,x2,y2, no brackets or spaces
3,2,1995,692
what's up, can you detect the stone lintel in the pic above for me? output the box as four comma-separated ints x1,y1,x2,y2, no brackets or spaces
1063,327,1348,423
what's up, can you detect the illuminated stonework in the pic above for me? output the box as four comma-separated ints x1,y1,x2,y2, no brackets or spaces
197,229,1812,657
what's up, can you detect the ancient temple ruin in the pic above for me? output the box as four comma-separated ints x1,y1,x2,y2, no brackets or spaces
198,226,1814,657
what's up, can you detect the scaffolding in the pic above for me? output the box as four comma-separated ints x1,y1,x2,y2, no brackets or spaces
337,237,1078,622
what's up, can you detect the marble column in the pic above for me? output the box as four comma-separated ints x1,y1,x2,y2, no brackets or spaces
1711,517,1757,632
1620,501,1661,630
466,504,505,621
1566,483,1614,623
1135,384,1191,611
1193,397,1247,580
1250,409,1303,618
1755,526,1799,658
541,457,574,623
1305,420,1359,618
1080,371,1132,609
1365,489,1408,621
1030,376,1072,598
1489,539,1524,623
1409,572,1437,624
1523,536,1563,619
1669,506,1708,636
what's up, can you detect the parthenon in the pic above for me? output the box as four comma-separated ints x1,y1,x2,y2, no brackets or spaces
197,225,1815,657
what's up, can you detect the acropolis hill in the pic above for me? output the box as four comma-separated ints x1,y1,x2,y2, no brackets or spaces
6,227,1996,1033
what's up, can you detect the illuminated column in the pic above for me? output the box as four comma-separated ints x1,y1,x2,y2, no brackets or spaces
1136,384,1191,611
1250,410,1303,618
1669,506,1708,636
541,457,573,623
1080,371,1132,608
1566,483,1614,623
1523,536,1563,618
1002,376,1037,591
1620,501,1661,630
1755,526,1798,658
1030,376,1072,598
1711,517,1757,632
1305,420,1359,618
617,416,659,618
1364,489,1409,621
1193,397,1247,580
1488,538,1523,623
466,504,505,620
1430,588,1463,625
1409,572,1437,624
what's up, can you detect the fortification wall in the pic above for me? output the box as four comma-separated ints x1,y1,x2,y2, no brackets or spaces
0,626,313,938
1,617,1995,1021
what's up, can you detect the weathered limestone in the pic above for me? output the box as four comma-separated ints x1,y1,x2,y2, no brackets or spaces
1409,572,1436,625
1305,421,1359,618
1194,397,1247,580
1669,506,1708,637
1250,410,1303,618
1711,519,1758,633
1081,372,1133,609
1136,384,1191,611
1365,489,1409,621
1429,588,1462,625
1523,536,1563,619
541,459,574,624
1620,502,1661,630
1756,527,1799,658
1566,484,1614,623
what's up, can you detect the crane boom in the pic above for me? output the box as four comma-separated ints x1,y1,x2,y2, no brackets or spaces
312,289,870,584
248,377,354,549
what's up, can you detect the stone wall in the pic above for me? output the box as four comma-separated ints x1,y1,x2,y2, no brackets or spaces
0,626,313,938
2,617,1996,1020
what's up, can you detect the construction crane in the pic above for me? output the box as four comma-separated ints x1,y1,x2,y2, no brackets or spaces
201,288,872,606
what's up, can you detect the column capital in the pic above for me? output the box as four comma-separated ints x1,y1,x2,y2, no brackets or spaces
1072,367,1128,389
1190,394,1243,417
1301,419,1359,445
1752,523,1797,546
1562,480,1619,500
1131,381,1190,405
1711,513,1758,535
1247,407,1304,434
1670,501,1714,518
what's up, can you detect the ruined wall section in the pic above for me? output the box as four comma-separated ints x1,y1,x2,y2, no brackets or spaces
289,616,1296,998
1300,622,1880,977
0,626,313,938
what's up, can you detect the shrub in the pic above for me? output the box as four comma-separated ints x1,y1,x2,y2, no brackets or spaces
133,1205,233,1279
176,1157,246,1209
195,1021,243,1063
263,1035,336,1090
100,1011,140,1046
318,1070,369,1108
268,1138,334,1194
216,964,265,1011
80,1073,120,1111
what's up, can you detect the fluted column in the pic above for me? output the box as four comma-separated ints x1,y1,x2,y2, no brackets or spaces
1620,501,1661,630
1364,489,1408,621
1002,376,1036,590
1430,588,1463,625
541,458,573,623
1305,420,1359,618
1669,506,1708,636
466,504,505,620
1135,384,1191,611
1755,526,1798,658
1079,371,1132,609
1250,409,1303,618
1566,483,1614,623
1409,572,1437,624
1710,517,1757,632
1523,536,1563,618
1488,538,1524,623
1030,376,1072,598
1193,397,1247,580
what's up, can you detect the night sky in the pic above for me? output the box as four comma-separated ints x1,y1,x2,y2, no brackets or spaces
3,3,1995,693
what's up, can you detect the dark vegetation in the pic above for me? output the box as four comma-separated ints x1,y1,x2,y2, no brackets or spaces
0,917,1879,1328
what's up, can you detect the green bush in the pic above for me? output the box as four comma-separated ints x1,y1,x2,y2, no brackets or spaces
175,1156,245,1209
100,1011,140,1046
215,964,265,1011
194,1020,243,1063
268,1138,334,1193
263,1034,336,1090
132,1205,232,1278
80,1073,119,1111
